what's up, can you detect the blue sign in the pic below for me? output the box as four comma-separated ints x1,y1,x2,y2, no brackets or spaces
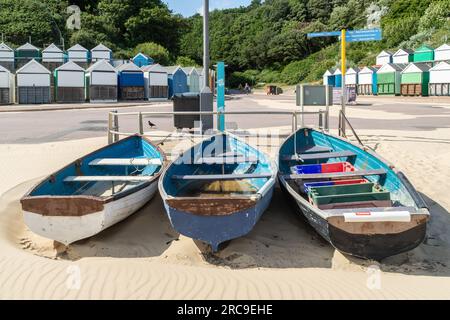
345,29,382,42
217,61,225,132
307,31,342,38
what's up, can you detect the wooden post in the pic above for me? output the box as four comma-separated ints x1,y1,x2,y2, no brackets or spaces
138,112,144,135
113,110,119,143
108,112,113,144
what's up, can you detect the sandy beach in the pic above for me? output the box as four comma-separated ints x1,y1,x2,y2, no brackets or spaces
1,101,450,299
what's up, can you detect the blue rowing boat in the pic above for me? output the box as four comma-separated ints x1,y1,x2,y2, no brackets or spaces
278,128,430,260
21,135,165,245
159,132,277,251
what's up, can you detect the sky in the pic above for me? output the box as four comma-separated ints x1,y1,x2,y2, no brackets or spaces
164,0,252,17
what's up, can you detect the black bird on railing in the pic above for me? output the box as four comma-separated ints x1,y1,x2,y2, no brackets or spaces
148,121,156,129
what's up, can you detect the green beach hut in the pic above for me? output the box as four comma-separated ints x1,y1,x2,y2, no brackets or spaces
400,63,432,97
15,43,40,68
376,63,408,95
413,45,434,62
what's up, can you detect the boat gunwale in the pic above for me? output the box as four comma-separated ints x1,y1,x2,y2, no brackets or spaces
20,134,166,208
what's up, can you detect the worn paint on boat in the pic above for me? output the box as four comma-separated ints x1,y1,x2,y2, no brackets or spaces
21,135,165,245
278,128,429,260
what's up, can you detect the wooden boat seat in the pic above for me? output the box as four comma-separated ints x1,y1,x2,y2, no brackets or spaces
283,169,387,180
299,146,332,154
172,173,272,181
195,155,259,164
282,151,356,161
64,176,153,182
89,158,162,166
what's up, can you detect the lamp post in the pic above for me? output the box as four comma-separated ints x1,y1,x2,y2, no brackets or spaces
199,0,213,132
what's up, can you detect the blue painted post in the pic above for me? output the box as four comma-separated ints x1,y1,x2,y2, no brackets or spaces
217,61,225,132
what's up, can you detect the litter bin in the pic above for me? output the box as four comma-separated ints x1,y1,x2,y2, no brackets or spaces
173,93,200,129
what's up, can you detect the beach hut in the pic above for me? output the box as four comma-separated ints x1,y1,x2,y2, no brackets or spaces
333,68,342,88
16,59,51,104
15,43,40,68
67,44,89,68
143,64,169,100
434,44,450,62
0,65,14,104
345,67,359,91
322,69,335,86
376,63,408,95
182,67,200,93
54,61,85,103
392,49,414,64
85,59,118,103
42,43,64,73
117,62,145,100
91,44,112,63
0,43,14,71
358,66,378,95
132,53,154,68
413,45,434,62
376,50,393,66
165,66,188,98
429,62,450,96
400,63,431,96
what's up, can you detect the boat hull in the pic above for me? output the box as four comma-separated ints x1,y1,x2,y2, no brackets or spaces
23,179,158,245
164,187,274,252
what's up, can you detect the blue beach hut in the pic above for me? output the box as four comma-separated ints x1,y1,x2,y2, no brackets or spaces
323,69,335,86
117,62,145,100
132,53,154,68
165,66,188,98
333,69,342,88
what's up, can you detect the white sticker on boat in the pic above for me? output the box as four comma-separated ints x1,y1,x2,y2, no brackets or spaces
343,211,411,223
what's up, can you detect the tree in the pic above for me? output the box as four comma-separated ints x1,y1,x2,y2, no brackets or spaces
176,56,198,67
134,42,171,65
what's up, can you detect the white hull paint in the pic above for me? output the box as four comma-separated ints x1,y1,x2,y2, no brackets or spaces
23,180,158,245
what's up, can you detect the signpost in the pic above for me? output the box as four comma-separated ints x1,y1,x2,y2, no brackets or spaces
217,61,226,132
307,28,382,135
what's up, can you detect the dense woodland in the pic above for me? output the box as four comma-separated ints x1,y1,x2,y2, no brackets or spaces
0,0,449,87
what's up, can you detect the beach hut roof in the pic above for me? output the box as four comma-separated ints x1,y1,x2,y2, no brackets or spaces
164,66,184,75
429,61,450,71
43,43,63,53
377,63,408,73
116,62,142,72
68,44,88,52
0,64,11,73
435,44,450,52
346,67,359,74
377,50,393,57
133,52,149,60
393,48,414,56
91,43,112,52
55,61,85,72
181,67,198,76
402,62,432,73
323,69,333,76
17,42,39,51
332,68,342,75
142,63,166,73
0,42,13,52
16,59,51,74
86,59,117,73
360,66,378,74
415,44,434,52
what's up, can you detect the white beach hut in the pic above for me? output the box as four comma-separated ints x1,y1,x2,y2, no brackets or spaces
16,59,51,104
142,64,169,100
0,42,14,71
322,69,333,86
0,65,14,104
392,49,413,64
345,67,359,89
54,61,86,103
42,43,64,63
358,66,378,95
182,67,200,93
434,44,450,62
376,50,393,66
91,44,112,63
67,44,89,67
429,61,450,96
85,59,117,102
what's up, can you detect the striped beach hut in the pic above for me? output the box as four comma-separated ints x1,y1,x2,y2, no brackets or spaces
376,50,393,66
165,66,188,98
85,59,118,103
117,62,145,100
358,66,378,95
132,53,154,68
322,69,335,86
42,43,64,72
182,67,200,93
16,59,51,104
376,63,408,95
392,49,414,64
67,44,89,68
429,62,450,96
15,43,40,68
0,43,14,71
434,44,450,62
400,63,431,97
413,45,434,62
333,68,342,88
143,64,169,100
91,44,112,63
345,67,359,91
0,65,14,104
54,61,85,103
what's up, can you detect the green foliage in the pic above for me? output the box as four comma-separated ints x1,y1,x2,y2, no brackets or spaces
176,56,198,67
419,0,450,32
134,42,171,65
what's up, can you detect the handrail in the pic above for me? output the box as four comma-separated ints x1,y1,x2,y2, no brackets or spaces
339,110,364,147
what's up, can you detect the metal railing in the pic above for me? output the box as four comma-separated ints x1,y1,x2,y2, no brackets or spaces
107,110,329,144
338,110,364,146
